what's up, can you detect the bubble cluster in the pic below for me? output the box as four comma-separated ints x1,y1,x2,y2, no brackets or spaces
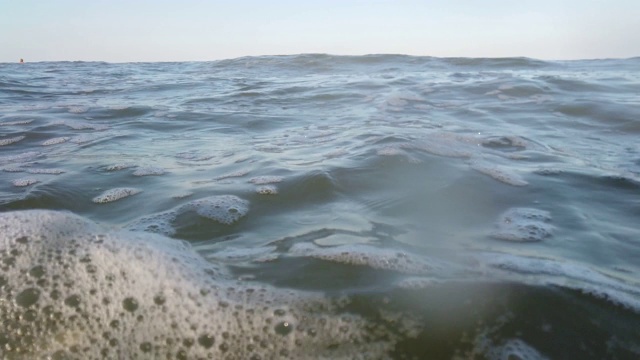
67,106,89,114
132,167,166,176
0,119,34,126
249,176,284,185
0,135,25,146
289,243,443,275
104,163,136,172
0,151,40,164
491,208,553,242
11,177,39,187
92,188,142,204
0,210,397,359
41,137,71,146
471,161,529,186
214,170,250,181
126,195,250,235
27,169,65,175
256,185,278,195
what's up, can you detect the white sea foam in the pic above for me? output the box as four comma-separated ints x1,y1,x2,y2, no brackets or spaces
256,185,278,195
0,119,34,126
41,136,71,146
11,177,39,187
249,175,284,184
67,105,89,113
471,161,529,186
27,168,65,175
92,187,142,203
214,170,250,180
491,208,553,242
0,151,40,164
0,210,397,359
132,167,166,176
126,195,250,235
0,135,25,146
289,243,445,275
477,252,640,312
104,163,136,171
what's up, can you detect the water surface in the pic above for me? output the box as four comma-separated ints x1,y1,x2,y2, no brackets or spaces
1,55,639,359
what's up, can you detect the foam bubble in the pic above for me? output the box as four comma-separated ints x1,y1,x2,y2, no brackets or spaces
67,106,89,114
0,210,397,359
214,170,249,181
125,210,177,235
132,167,166,176
534,168,562,176
256,185,278,195
491,208,552,242
184,195,249,225
2,167,24,173
471,161,528,186
289,243,444,275
0,119,33,126
249,176,284,185
41,137,71,146
92,188,142,204
477,251,640,312
27,168,65,175
0,135,25,146
207,246,278,263
12,177,38,187
0,151,40,164
104,163,136,171
127,195,250,235
171,192,194,199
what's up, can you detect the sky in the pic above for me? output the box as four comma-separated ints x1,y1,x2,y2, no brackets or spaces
1,0,639,63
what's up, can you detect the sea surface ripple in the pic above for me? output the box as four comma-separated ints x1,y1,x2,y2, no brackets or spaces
1,54,640,359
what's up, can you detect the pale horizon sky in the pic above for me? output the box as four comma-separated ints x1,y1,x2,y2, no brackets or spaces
1,0,639,63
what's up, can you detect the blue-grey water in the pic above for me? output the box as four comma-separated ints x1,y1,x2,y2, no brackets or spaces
1,54,639,359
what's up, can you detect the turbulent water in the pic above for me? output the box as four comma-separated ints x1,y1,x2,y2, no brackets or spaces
1,54,640,359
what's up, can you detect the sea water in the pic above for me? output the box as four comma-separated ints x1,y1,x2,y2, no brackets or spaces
1,54,639,359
